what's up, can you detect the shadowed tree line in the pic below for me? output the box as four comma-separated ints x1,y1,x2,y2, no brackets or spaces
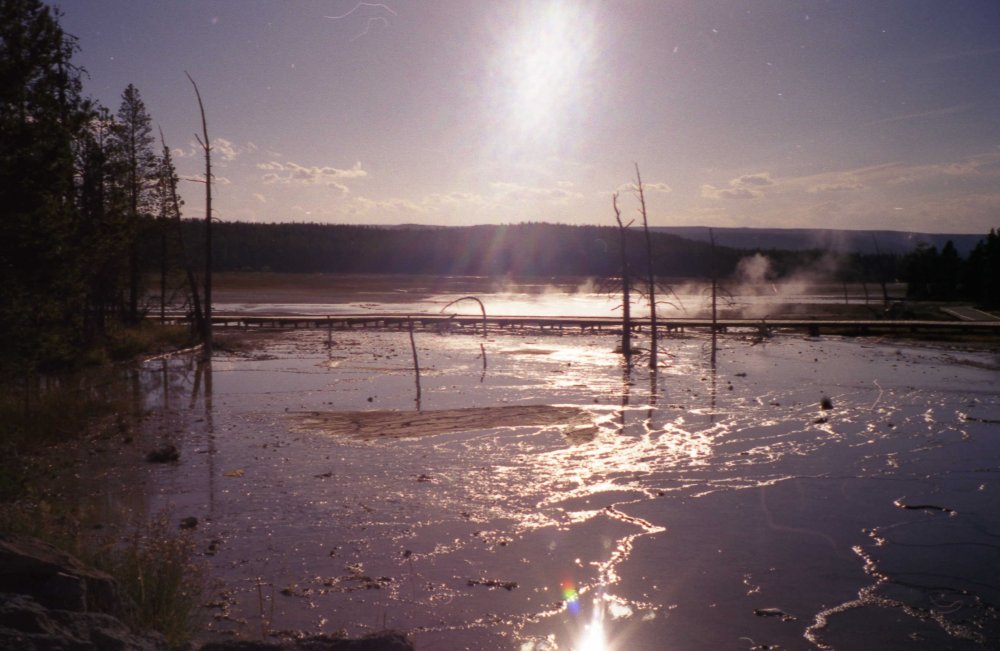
901,233,1000,305
168,220,750,278
165,219,1000,306
1,0,202,374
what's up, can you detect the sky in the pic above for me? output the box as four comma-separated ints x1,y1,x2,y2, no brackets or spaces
56,0,1000,234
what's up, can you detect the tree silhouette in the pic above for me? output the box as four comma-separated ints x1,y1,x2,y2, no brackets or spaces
113,83,157,323
0,0,88,371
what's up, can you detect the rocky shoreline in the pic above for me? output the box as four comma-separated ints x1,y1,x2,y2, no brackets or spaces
0,535,413,650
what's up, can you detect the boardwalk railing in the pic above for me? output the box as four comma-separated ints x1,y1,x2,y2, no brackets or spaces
188,312,1000,337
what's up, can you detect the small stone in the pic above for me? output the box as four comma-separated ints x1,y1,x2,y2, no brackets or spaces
145,444,179,463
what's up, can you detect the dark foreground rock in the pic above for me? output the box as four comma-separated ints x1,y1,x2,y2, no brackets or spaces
0,534,167,650
199,632,413,651
0,534,413,651
0,592,167,650
0,534,122,615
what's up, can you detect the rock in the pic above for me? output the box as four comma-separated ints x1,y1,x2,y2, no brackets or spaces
146,444,179,463
753,606,797,622
0,537,410,651
180,517,199,530
0,534,121,615
820,396,833,410
0,536,166,648
197,631,414,650
0,592,167,650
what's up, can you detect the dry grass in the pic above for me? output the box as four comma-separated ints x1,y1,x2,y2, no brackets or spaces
89,509,206,648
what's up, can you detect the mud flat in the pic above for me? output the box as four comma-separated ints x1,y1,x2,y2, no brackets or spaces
292,405,593,440
53,324,1000,650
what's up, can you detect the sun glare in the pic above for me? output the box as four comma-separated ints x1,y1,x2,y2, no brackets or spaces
576,600,609,651
494,1,596,147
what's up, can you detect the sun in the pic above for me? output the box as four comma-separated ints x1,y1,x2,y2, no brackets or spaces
492,1,597,147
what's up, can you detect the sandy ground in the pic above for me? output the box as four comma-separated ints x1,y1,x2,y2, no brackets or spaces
292,405,593,439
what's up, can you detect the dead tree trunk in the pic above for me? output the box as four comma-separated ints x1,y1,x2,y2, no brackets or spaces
613,192,632,363
709,227,718,366
408,318,422,411
158,128,203,334
636,164,657,369
187,72,212,358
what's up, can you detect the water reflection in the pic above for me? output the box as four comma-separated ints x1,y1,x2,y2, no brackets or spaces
70,328,1000,649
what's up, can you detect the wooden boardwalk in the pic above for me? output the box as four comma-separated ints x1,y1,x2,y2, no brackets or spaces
205,312,1000,337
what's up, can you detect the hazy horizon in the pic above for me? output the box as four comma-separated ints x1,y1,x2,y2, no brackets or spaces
59,1,1000,233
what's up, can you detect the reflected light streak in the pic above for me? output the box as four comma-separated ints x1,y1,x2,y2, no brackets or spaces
576,599,608,651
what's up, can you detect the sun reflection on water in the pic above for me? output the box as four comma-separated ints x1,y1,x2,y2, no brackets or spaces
575,599,608,651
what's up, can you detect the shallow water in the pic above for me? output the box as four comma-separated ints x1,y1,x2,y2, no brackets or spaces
213,275,906,319
79,326,1000,649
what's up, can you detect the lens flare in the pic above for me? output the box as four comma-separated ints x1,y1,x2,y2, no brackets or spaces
562,580,581,615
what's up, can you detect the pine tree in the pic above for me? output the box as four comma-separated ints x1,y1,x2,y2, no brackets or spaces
111,83,157,323
75,104,130,335
0,0,89,371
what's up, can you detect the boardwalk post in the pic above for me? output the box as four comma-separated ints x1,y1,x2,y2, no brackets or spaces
408,318,422,411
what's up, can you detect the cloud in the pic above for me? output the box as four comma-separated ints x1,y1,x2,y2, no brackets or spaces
253,193,266,203
616,180,672,194
645,182,672,193
424,191,487,207
807,181,865,194
862,104,973,128
353,196,425,214
701,184,757,200
490,181,583,203
258,160,368,186
701,172,774,200
733,173,774,187
213,138,257,162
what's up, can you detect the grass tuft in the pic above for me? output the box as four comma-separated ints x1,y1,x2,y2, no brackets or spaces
90,509,206,648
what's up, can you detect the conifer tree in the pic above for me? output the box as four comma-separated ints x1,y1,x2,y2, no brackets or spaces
75,104,130,335
0,0,89,370
112,83,157,323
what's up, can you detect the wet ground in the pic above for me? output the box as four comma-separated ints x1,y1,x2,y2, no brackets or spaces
85,323,1000,650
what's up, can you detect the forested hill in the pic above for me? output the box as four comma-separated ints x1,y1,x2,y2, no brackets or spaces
654,227,985,256
173,221,753,278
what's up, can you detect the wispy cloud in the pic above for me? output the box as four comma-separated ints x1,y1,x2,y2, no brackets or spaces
352,196,425,214
617,181,672,194
862,103,973,128
258,160,367,187
701,172,774,200
424,191,487,208
806,181,865,194
213,138,257,162
490,181,584,203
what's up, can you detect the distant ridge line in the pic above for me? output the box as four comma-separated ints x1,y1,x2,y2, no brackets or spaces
651,226,985,255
